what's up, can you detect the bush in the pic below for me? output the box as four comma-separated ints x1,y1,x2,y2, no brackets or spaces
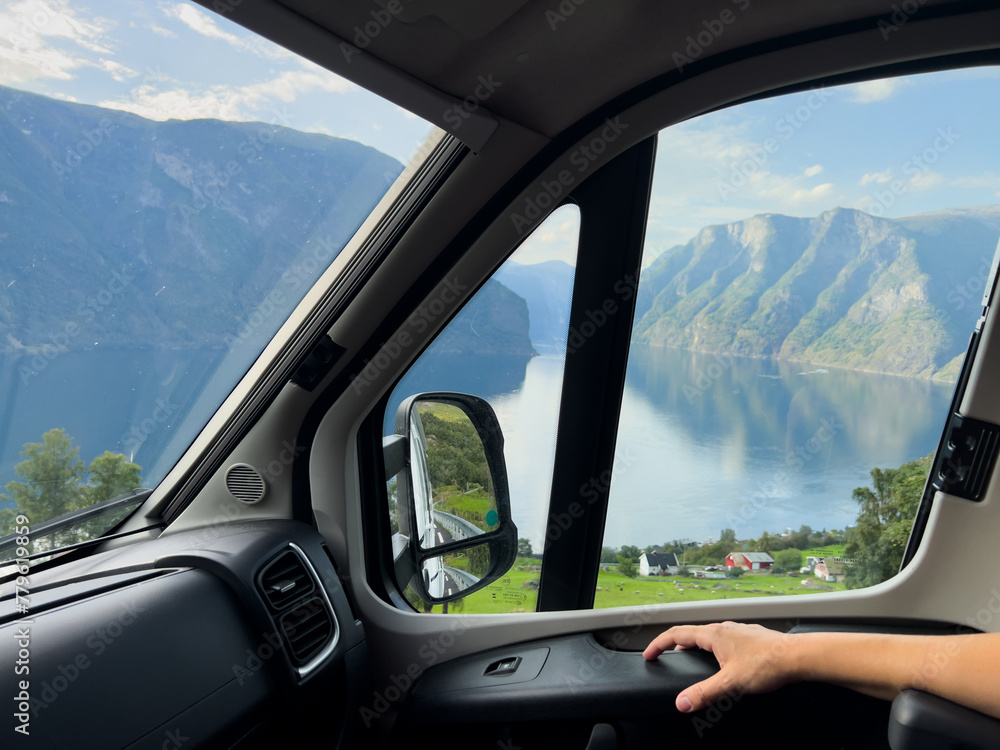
725,567,744,578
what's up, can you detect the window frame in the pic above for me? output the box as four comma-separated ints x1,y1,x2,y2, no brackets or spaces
354,137,657,612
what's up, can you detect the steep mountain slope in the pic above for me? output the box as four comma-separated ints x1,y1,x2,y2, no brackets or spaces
0,85,402,353
633,207,1000,379
495,260,575,352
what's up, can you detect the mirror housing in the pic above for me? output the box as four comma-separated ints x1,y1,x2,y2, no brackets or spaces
387,392,517,605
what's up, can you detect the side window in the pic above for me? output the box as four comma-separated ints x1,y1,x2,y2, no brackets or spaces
601,69,1000,607
386,204,581,612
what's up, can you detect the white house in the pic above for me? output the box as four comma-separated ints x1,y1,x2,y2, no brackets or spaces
639,551,679,576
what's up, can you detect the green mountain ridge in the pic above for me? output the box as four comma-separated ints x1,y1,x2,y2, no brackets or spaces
634,206,1000,380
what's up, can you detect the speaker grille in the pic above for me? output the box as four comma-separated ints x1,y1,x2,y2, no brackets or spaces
225,464,266,503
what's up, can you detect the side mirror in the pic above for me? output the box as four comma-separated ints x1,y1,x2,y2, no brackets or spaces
385,392,517,605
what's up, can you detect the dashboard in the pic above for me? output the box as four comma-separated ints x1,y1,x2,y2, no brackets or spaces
0,520,367,748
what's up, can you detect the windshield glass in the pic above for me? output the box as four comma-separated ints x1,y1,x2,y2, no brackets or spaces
0,0,437,550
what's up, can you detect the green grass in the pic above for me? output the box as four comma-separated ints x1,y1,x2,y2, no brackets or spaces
427,560,846,613
593,570,847,608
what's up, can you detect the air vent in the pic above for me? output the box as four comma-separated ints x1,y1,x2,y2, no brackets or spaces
225,464,266,504
258,550,315,610
280,597,335,665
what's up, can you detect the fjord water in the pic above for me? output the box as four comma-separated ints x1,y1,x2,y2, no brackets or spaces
487,347,953,550
1,345,953,549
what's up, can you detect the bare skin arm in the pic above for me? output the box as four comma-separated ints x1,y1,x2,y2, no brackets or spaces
643,621,1000,719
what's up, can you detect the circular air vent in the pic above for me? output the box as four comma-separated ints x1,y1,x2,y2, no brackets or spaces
225,464,267,504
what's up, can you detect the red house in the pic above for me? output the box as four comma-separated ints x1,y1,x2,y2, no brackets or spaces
725,552,775,571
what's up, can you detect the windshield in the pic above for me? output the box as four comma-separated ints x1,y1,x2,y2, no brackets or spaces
0,0,437,552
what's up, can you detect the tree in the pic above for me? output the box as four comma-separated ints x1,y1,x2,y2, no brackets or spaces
0,429,142,543
517,538,534,558
725,566,743,578
844,455,931,589
619,545,641,561
720,528,736,543
756,531,773,553
617,555,637,578
600,546,618,563
3,428,85,524
774,548,803,571
677,566,691,577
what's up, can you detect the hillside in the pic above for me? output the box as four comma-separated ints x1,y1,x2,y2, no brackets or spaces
495,260,575,353
0,85,402,353
633,207,1000,379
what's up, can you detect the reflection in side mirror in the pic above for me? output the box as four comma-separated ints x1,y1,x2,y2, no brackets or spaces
409,401,499,551
420,543,492,600
388,393,517,606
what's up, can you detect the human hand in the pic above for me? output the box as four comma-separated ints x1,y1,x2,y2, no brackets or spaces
643,621,797,713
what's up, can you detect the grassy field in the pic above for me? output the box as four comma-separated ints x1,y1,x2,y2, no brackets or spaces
593,569,847,608
423,558,848,613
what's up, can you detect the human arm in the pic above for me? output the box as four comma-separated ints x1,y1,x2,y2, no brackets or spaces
643,621,1000,719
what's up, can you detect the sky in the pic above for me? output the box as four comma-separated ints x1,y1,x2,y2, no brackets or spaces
2,2,999,270
0,0,436,163
515,68,1000,268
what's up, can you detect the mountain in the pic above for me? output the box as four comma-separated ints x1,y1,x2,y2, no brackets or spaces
633,207,1000,380
0,85,403,353
495,260,575,353
432,279,536,358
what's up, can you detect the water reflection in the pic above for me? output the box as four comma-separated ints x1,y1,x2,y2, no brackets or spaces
606,347,954,546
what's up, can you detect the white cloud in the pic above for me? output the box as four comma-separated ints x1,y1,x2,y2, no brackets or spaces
908,170,942,190
950,173,1000,190
98,59,137,82
0,0,112,83
860,169,892,185
849,79,906,103
162,3,240,45
788,183,834,203
99,69,355,122
803,164,823,178
512,208,580,266
161,3,292,60
149,24,176,38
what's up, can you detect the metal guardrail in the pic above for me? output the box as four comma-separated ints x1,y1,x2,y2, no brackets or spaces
432,509,485,541
442,566,479,590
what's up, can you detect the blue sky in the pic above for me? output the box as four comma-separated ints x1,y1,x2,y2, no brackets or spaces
0,0,436,163
518,68,1000,268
